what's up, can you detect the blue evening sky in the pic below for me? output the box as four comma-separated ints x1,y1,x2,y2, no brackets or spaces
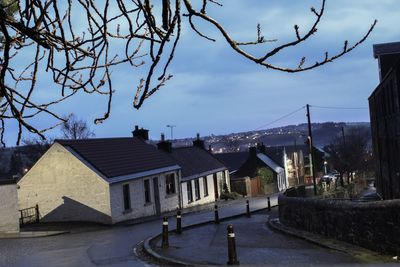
4,0,400,144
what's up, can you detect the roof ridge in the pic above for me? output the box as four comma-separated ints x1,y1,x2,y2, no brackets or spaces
56,137,134,143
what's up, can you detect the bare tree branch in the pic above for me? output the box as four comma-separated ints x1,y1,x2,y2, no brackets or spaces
0,0,377,146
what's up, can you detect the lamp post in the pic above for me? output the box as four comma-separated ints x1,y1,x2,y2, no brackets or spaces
166,125,176,140
324,161,328,174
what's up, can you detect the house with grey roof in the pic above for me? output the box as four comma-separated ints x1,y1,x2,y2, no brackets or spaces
17,127,181,224
157,134,229,208
215,144,287,196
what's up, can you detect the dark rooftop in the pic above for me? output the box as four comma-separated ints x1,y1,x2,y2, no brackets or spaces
373,42,400,58
57,137,177,178
168,147,226,180
213,152,249,172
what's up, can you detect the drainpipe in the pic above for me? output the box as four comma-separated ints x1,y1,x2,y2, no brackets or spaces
177,169,183,210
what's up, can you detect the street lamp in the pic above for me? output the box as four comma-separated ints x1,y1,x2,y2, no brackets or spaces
166,125,176,140
324,161,328,174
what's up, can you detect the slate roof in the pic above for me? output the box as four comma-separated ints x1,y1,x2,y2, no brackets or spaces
168,147,226,181
213,152,248,172
57,137,178,178
373,42,400,58
257,153,284,174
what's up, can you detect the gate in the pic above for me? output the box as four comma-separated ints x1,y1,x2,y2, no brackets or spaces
19,205,39,225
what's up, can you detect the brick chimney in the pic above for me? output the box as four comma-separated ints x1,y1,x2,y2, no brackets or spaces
157,133,172,153
193,133,205,150
132,125,149,141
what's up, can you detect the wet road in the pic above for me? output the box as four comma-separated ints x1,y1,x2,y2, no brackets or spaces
0,196,276,267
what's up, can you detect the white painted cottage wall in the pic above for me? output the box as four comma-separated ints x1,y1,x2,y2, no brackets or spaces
181,174,216,208
110,170,180,223
158,171,181,213
17,143,112,224
110,177,155,223
0,184,20,233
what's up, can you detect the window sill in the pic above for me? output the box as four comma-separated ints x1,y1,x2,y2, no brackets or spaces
144,202,152,206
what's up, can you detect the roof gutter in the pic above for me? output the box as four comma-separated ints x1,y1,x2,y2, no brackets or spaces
108,165,181,184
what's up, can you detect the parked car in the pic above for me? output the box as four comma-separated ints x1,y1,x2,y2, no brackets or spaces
320,172,338,184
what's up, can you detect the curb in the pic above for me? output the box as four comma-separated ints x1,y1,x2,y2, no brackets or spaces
268,218,393,263
142,205,277,266
121,195,276,227
0,230,69,239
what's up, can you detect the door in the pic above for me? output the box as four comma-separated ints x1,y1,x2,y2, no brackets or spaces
213,173,219,200
153,177,161,216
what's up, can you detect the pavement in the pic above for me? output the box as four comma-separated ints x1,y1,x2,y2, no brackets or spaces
0,195,278,267
1,194,277,239
144,208,396,266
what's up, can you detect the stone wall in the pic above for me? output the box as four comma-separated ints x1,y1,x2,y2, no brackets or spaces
279,193,400,255
0,181,20,233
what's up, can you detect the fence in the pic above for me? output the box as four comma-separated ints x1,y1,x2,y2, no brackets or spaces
19,204,39,225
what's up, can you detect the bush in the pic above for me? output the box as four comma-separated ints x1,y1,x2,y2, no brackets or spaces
220,191,241,200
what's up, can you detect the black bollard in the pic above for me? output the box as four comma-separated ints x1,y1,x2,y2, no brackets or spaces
162,216,169,249
267,197,271,211
246,200,250,218
227,224,240,265
176,210,182,234
214,204,220,224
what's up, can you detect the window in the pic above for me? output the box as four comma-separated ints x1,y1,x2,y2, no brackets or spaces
166,173,176,195
194,179,200,200
203,176,208,197
187,181,193,203
123,184,131,211
144,179,151,203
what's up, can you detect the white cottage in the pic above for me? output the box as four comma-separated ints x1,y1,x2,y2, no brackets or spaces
17,135,181,224
157,134,230,208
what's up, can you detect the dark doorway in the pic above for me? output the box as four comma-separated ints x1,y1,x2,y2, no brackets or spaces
153,177,161,216
213,173,219,200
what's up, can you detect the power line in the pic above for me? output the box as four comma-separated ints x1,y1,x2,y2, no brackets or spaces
310,105,368,110
254,106,306,131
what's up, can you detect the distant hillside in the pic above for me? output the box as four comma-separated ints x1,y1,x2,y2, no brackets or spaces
173,122,371,153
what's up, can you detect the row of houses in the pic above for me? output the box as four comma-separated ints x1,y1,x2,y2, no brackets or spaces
17,128,229,224
1,126,316,230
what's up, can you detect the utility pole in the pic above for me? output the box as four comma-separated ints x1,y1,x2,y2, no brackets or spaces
166,125,176,140
306,104,317,196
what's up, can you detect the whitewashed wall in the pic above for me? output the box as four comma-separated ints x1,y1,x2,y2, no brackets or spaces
0,183,20,233
181,170,231,208
110,170,181,223
18,143,112,224
158,170,181,213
